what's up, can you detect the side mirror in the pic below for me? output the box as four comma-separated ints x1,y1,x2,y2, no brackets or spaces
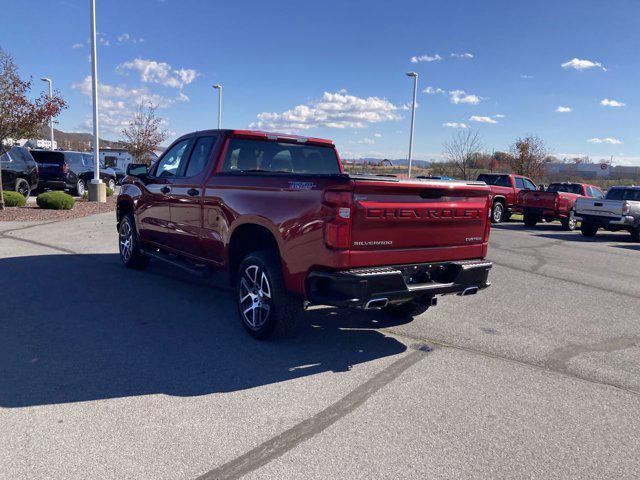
538,184,545,191
126,163,148,177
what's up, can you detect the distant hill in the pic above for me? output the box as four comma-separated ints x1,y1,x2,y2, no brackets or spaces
38,126,124,151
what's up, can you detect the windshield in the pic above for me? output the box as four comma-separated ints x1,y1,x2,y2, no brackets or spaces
221,139,341,175
547,183,583,194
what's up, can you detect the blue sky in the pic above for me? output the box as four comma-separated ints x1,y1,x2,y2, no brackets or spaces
4,0,640,163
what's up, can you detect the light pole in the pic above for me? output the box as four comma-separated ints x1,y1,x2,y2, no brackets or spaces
213,84,222,129
406,71,418,178
88,0,105,202
41,78,54,150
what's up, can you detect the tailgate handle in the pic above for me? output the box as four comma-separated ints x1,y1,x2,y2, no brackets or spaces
420,189,445,199
594,202,603,207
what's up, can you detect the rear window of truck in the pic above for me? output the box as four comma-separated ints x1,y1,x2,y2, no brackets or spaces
548,183,583,194
606,188,640,201
220,139,341,175
477,174,511,187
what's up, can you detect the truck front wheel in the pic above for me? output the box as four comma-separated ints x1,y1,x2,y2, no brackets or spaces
523,211,539,227
580,221,598,237
630,227,640,242
236,250,301,339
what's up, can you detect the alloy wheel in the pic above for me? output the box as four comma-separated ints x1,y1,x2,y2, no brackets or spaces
119,219,133,263
493,203,503,222
239,264,272,329
77,180,86,197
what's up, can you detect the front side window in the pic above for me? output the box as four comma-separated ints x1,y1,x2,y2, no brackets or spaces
154,139,190,178
184,136,217,177
589,186,604,198
523,178,536,190
220,139,341,175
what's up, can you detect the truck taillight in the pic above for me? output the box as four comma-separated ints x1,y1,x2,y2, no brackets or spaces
323,190,352,249
622,201,630,215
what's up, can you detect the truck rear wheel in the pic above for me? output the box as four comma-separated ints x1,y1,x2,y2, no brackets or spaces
236,250,301,339
580,221,598,237
491,201,505,223
561,211,577,231
630,228,640,242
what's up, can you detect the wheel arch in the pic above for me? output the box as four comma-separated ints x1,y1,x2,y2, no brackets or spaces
227,221,282,285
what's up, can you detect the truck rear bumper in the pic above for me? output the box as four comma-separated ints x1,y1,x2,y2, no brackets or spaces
581,214,636,227
306,259,492,308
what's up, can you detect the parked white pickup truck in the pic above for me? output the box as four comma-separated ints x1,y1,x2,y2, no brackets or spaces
575,186,640,240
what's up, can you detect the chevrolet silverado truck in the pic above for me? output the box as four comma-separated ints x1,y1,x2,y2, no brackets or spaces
117,130,493,339
476,173,537,223
518,182,604,230
575,186,640,240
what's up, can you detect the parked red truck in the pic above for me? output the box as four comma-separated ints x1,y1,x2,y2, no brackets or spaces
117,130,493,338
518,182,604,230
476,173,537,223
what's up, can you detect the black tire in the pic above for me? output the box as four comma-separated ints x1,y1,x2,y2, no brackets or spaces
74,178,87,197
630,228,640,242
523,211,539,227
580,221,598,237
383,301,430,318
561,210,577,231
15,178,31,199
118,213,149,269
236,250,302,339
491,201,505,223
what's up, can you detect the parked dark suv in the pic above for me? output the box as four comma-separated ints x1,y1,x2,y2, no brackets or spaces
0,146,39,199
30,150,117,196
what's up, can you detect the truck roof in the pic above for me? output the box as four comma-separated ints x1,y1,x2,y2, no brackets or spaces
188,129,334,146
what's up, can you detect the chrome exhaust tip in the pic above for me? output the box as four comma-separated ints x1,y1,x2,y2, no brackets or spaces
458,286,479,296
364,298,389,309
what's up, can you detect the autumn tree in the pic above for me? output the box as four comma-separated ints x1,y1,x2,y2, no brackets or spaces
443,129,483,180
0,47,66,209
509,135,549,178
121,104,167,165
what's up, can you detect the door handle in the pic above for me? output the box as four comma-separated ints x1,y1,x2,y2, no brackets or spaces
160,186,171,194
187,188,200,197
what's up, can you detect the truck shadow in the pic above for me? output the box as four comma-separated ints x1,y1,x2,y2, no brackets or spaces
0,254,410,408
533,232,635,244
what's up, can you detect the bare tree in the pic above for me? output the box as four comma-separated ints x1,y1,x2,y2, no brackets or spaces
121,104,167,165
443,129,483,180
509,135,549,178
0,47,66,208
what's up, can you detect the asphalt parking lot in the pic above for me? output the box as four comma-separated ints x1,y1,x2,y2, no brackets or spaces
1,214,639,479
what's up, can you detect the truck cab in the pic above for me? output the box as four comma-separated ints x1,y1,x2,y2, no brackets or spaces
476,173,537,223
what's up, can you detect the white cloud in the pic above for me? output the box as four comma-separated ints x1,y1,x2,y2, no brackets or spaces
469,115,497,124
358,138,375,145
71,43,84,49
561,58,607,71
443,122,468,128
117,33,145,44
117,58,199,89
410,54,442,63
600,98,626,107
423,86,445,95
451,52,473,59
97,33,110,47
588,137,622,144
520,74,534,79
556,106,572,113
373,133,382,138
494,114,505,118
449,90,481,105
250,91,403,131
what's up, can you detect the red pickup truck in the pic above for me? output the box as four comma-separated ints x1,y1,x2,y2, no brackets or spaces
476,173,537,223
518,182,604,230
117,130,493,339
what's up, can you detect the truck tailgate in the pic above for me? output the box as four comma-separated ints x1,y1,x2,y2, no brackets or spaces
348,178,490,265
575,198,623,218
519,190,558,210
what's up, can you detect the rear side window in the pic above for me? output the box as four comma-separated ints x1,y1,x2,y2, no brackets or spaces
220,139,340,175
65,152,84,167
514,177,525,189
184,136,217,177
